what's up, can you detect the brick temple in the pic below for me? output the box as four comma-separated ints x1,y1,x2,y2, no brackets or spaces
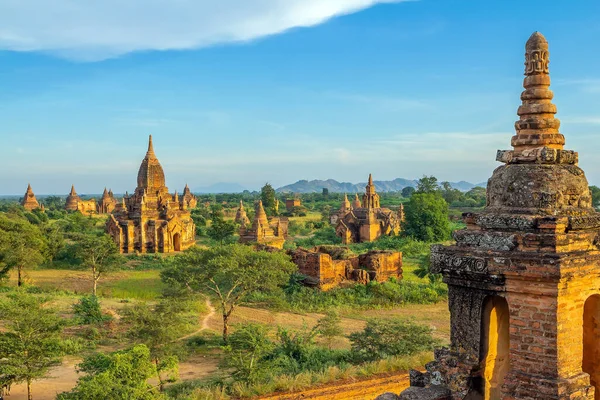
106,135,197,253
20,183,40,211
398,32,600,400
335,174,402,244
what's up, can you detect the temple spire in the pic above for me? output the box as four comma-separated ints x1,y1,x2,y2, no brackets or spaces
147,135,155,155
512,31,564,153
70,185,76,195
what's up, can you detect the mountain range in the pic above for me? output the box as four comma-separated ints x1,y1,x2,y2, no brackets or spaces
276,178,485,194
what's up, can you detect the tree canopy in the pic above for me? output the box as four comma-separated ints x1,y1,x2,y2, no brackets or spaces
0,292,65,400
161,244,296,343
403,192,451,242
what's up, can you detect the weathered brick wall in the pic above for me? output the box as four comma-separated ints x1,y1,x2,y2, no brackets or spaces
359,250,403,282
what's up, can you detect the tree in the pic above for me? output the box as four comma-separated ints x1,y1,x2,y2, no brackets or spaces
403,192,451,242
349,318,438,362
121,300,191,390
261,183,278,216
440,181,462,204
73,234,121,296
590,186,600,209
206,205,236,244
322,188,329,197
416,175,439,193
0,214,47,286
161,244,296,343
0,292,65,400
401,186,416,198
57,345,167,400
315,311,343,349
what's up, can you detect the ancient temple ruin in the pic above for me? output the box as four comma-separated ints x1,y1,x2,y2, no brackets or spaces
289,246,402,290
234,200,251,226
400,32,599,400
238,200,288,249
20,184,40,211
106,135,196,253
335,174,402,244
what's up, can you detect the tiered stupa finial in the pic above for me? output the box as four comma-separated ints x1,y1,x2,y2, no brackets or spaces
353,193,361,209
511,32,564,153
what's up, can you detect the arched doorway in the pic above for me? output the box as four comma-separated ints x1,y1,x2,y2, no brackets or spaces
173,233,181,252
480,295,510,399
583,295,600,399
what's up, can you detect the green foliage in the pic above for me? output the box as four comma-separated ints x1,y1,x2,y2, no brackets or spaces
57,345,168,400
72,234,121,295
348,318,438,362
162,244,297,343
295,226,341,247
0,213,48,285
315,311,343,348
416,175,439,193
73,295,110,325
348,236,430,256
206,205,236,244
252,277,447,313
591,185,600,209
121,300,194,389
401,186,415,198
260,183,278,216
0,291,65,398
403,192,451,242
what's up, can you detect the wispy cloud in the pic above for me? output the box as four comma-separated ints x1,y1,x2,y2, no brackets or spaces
554,78,600,93
0,0,407,61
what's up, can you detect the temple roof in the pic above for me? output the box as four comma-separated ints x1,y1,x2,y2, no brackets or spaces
137,135,166,190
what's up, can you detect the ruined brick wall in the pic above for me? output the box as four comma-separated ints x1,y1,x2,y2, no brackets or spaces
290,248,402,290
359,250,403,282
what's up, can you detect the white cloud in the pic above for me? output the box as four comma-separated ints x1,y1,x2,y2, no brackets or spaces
0,0,405,61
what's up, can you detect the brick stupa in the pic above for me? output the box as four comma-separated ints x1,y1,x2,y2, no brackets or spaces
399,32,598,400
21,184,40,211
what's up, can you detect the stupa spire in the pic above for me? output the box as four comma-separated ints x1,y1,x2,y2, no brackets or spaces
147,134,155,155
70,185,76,195
511,31,564,153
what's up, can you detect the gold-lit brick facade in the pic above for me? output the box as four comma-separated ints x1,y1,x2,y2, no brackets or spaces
106,136,196,254
400,32,600,400
335,174,401,244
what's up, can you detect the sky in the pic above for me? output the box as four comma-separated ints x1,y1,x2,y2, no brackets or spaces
1,0,600,195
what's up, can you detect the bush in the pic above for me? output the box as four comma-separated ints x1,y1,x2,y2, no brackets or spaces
73,295,111,325
349,318,439,362
403,192,451,242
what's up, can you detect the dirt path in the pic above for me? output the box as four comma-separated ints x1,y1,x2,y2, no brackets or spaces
258,372,410,400
4,300,219,400
178,297,216,342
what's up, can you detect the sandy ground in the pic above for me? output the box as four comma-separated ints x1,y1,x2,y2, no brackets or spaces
258,372,411,400
3,301,449,399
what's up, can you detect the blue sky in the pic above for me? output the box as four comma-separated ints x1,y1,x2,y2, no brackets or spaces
1,0,600,195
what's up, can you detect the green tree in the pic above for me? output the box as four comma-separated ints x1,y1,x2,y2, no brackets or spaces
57,345,167,400
349,318,438,362
224,323,275,382
0,292,65,400
440,181,462,204
161,244,296,343
404,192,451,242
401,186,416,198
315,311,343,349
0,213,47,286
206,205,236,244
261,183,278,216
590,186,600,209
416,175,439,193
121,300,191,390
72,234,120,296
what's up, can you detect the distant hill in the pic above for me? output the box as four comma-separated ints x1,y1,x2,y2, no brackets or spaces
276,178,484,194
193,182,249,194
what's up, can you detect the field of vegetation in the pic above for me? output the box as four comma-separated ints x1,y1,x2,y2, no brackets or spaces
0,177,490,400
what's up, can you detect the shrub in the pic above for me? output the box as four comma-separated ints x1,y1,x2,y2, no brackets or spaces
73,295,110,325
349,318,439,362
